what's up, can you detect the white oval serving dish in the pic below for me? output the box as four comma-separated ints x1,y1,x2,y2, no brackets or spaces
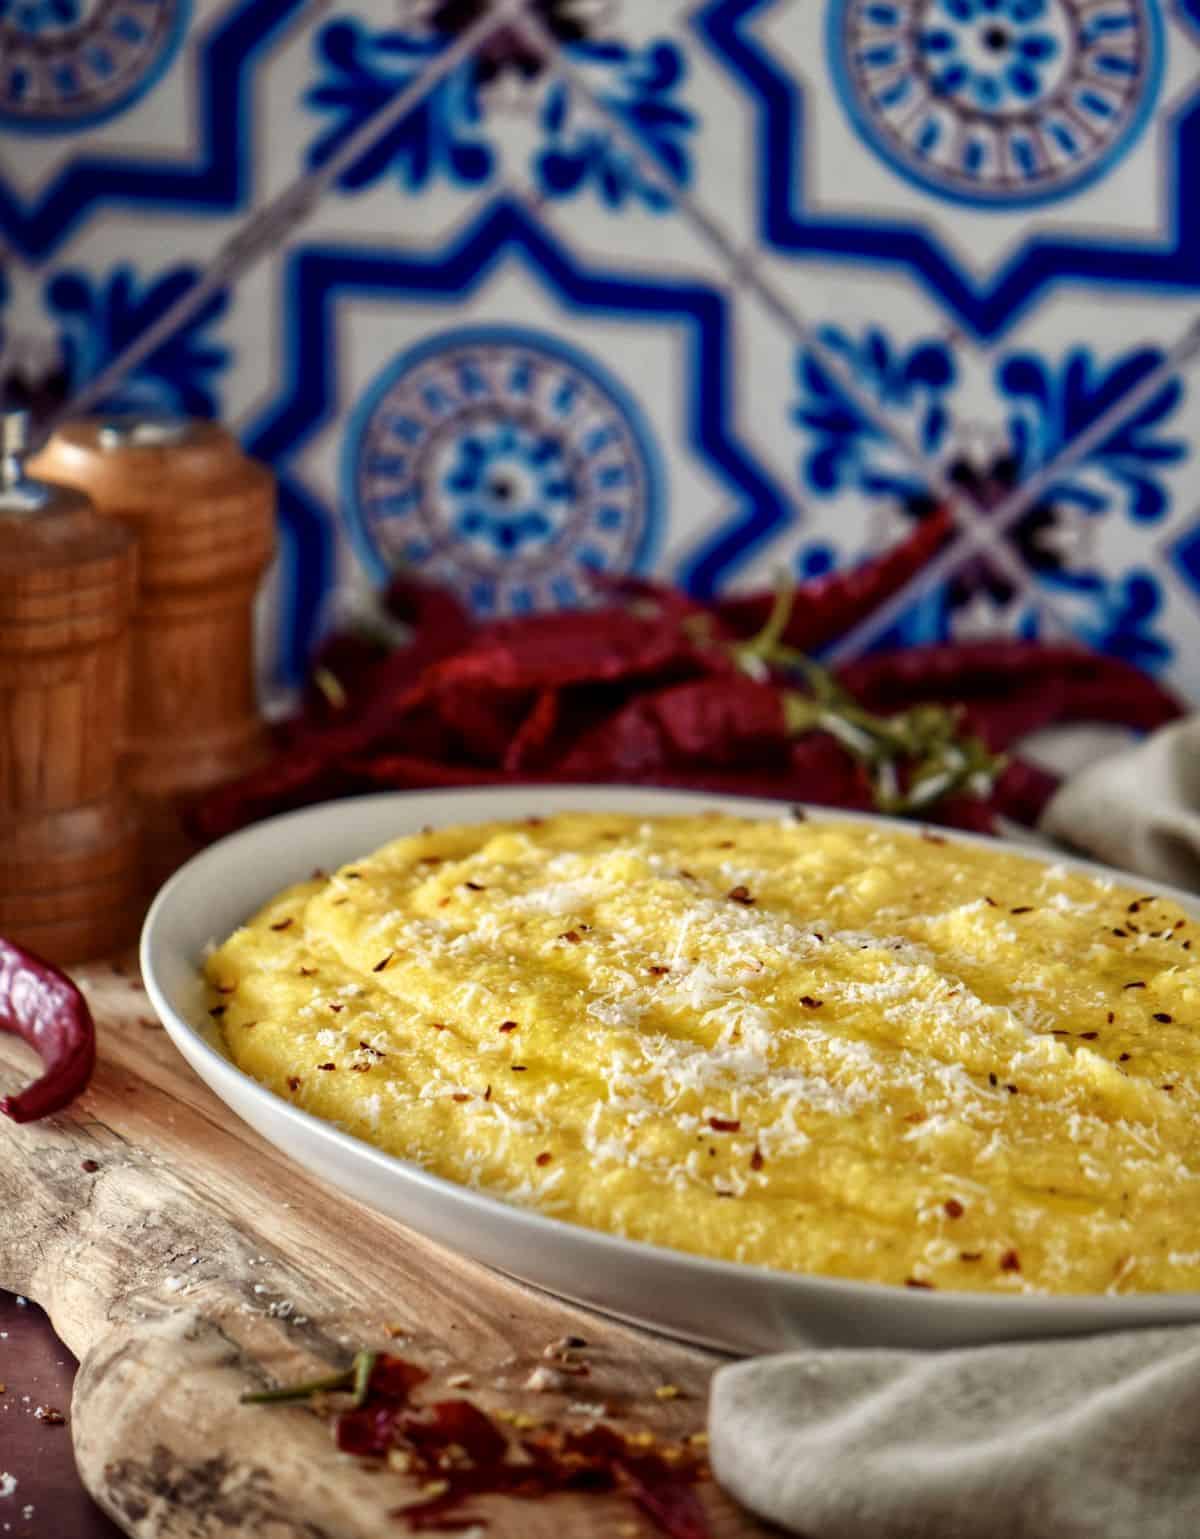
141,785,1200,1354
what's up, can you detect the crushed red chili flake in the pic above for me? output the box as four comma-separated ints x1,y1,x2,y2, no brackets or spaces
1010,906,1034,915
318,1063,336,1071
299,966,317,977
498,1021,518,1033
1112,929,1128,938
904,1278,934,1290
708,1117,740,1132
345,872,363,880
34,1405,65,1425
983,896,998,907
943,1198,964,1219
648,965,671,976
921,831,947,845
511,1065,528,1072
558,930,583,944
430,1022,447,1031
1153,1012,1173,1023
535,1152,553,1167
716,840,736,849
1000,1250,1022,1272
1123,981,1146,990
1107,1011,1115,1023
451,1093,469,1103
750,1147,764,1172
240,1352,716,1539
373,953,394,973
208,1004,227,1018
287,1076,302,1090
960,1251,982,1262
1006,1084,1019,1094
81,1158,100,1173
483,1085,492,1101
329,1003,344,1013
1119,1053,1131,1063
1162,1084,1175,1092
1079,1031,1099,1041
269,918,295,931
988,1073,998,1086
799,996,823,1009
350,1063,371,1073
463,881,486,892
726,886,756,905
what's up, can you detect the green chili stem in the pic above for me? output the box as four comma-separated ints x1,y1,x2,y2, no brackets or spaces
239,1348,377,1407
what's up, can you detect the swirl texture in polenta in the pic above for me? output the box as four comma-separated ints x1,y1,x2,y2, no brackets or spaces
205,812,1200,1294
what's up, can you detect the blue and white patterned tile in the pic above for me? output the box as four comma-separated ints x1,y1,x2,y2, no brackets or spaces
235,195,796,684
0,0,308,264
695,0,1200,344
678,262,958,594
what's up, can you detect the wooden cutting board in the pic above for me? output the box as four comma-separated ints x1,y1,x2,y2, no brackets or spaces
0,956,770,1539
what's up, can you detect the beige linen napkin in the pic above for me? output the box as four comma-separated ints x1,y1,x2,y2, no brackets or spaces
710,1325,1200,1538
1038,717,1200,891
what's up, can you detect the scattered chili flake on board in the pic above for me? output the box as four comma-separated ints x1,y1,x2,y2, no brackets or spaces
34,1405,65,1425
269,918,295,932
81,1159,100,1173
242,1349,713,1538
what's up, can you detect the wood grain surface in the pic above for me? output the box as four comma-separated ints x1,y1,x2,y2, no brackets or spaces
0,958,771,1539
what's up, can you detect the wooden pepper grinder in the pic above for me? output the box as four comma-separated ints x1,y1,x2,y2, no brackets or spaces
32,416,275,884
0,409,142,962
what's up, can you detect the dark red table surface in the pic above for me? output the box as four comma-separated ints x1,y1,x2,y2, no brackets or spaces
0,1291,124,1539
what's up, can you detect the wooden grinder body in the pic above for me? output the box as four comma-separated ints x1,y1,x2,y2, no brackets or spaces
31,420,274,879
0,446,141,963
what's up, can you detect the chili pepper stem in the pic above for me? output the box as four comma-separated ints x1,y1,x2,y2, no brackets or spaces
239,1348,377,1406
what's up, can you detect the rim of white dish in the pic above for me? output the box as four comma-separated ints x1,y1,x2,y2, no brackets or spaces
140,784,1200,1322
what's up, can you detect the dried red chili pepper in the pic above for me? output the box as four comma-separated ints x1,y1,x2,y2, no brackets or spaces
713,507,953,653
0,938,96,1123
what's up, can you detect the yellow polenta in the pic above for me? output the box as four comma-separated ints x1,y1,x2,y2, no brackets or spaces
205,812,1200,1294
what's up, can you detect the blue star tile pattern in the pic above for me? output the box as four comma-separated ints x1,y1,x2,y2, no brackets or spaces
7,0,1199,701
697,0,1200,341
0,0,306,259
242,197,793,683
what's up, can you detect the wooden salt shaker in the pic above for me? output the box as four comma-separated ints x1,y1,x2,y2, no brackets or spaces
32,416,274,883
0,409,142,962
